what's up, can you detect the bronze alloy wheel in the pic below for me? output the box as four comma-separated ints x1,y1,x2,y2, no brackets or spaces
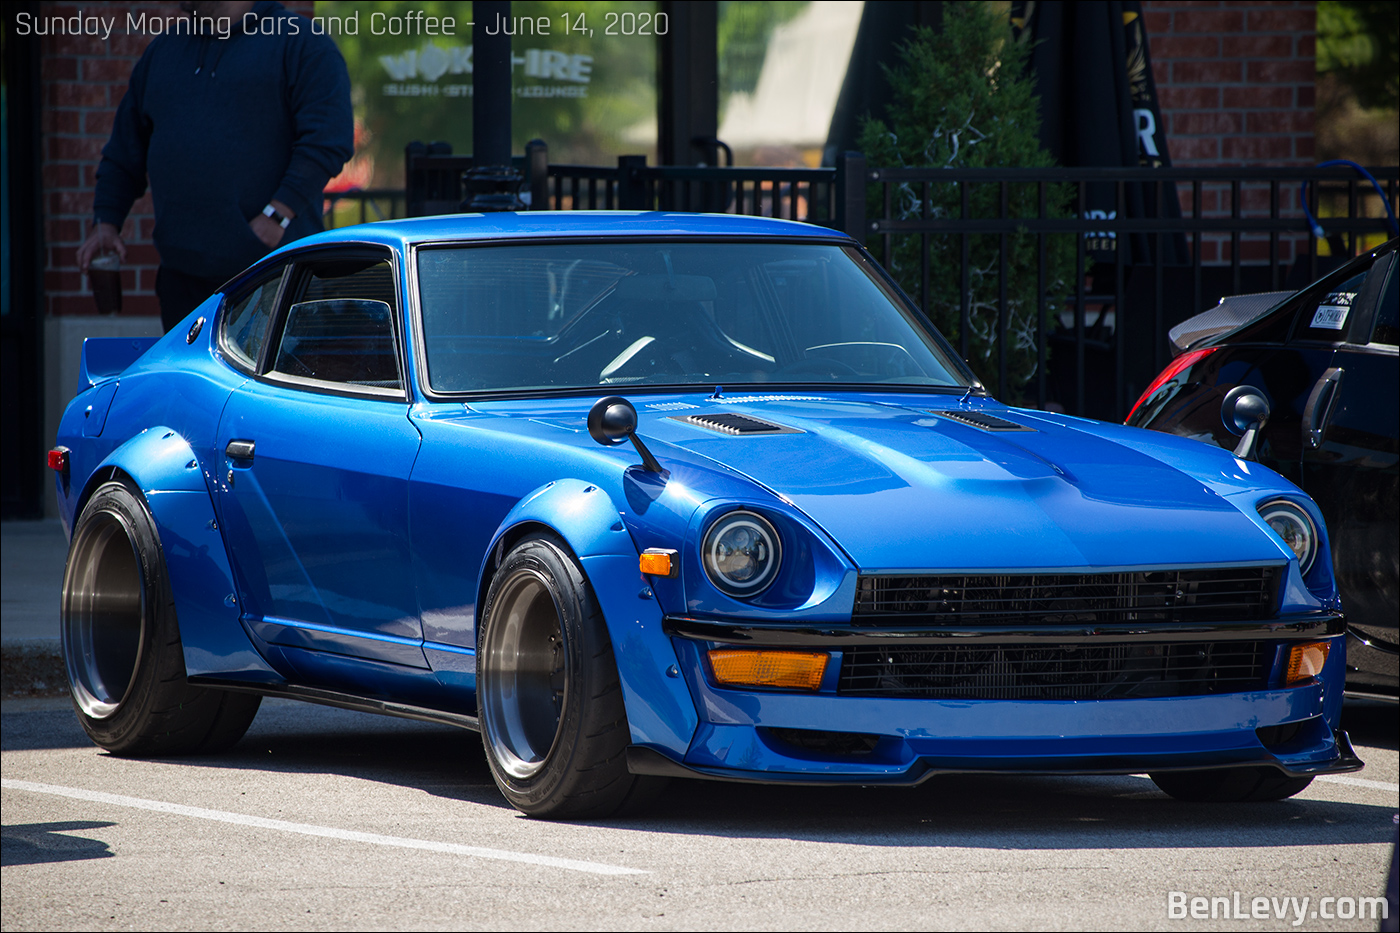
61,479,261,755
477,533,665,818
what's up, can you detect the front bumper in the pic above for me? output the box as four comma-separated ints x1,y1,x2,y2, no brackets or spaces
633,612,1362,784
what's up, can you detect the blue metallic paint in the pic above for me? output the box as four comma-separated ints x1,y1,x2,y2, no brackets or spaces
78,336,159,392
90,427,281,683
52,213,1360,787
214,380,425,667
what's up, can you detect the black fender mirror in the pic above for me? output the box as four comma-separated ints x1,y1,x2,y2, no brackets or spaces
587,396,664,473
1221,385,1271,461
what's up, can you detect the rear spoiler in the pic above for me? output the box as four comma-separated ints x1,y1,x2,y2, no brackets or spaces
78,337,159,392
1167,291,1293,357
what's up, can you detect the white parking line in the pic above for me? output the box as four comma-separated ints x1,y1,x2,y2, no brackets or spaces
1314,774,1400,793
1,779,646,876
1122,773,1399,793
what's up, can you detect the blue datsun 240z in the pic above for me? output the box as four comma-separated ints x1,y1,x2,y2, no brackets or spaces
53,213,1362,817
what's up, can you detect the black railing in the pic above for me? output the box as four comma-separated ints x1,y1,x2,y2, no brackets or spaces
325,152,1397,422
399,141,868,237
868,165,1398,419
323,188,407,229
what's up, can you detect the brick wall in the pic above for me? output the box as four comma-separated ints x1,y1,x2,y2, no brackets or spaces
1142,0,1317,265
39,1,315,318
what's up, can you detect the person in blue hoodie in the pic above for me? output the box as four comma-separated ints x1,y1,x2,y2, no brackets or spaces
76,0,353,332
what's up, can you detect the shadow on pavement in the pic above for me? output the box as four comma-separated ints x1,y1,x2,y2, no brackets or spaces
1,821,115,867
1343,698,1399,751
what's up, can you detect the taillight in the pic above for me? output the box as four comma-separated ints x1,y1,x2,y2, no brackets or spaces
1126,347,1220,424
48,447,69,472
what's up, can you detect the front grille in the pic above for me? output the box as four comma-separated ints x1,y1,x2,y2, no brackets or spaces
838,641,1270,699
853,567,1280,626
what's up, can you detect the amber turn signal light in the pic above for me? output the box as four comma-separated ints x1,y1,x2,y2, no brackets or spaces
1285,641,1329,685
708,649,828,691
639,548,678,578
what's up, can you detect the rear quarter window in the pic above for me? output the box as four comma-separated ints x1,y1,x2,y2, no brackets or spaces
1291,269,1369,343
219,269,284,372
1369,260,1398,346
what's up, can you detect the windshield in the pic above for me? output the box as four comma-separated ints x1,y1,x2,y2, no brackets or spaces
416,241,968,394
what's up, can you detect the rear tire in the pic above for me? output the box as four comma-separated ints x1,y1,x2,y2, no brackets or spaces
61,479,260,755
1149,767,1314,802
478,533,664,818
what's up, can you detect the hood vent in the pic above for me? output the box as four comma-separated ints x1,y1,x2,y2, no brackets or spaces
673,412,801,435
934,411,1036,432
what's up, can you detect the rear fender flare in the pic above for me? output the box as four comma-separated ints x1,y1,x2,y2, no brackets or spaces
479,479,699,756
90,428,280,683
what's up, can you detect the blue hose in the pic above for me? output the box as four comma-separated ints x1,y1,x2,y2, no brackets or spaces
1299,159,1400,239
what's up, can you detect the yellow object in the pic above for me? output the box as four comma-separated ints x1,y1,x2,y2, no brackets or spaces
1285,641,1330,685
708,649,828,691
638,551,673,577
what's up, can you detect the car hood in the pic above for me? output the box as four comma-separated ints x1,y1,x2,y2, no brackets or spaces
638,397,1285,572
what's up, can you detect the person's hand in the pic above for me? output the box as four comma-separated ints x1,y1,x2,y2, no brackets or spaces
249,199,296,249
77,223,126,271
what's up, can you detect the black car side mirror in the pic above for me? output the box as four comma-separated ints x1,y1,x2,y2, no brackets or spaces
1221,385,1271,461
588,396,664,473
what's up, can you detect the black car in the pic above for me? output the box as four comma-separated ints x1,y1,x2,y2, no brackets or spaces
1127,238,1399,698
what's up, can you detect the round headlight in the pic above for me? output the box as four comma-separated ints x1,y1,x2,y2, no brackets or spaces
703,511,781,598
1258,499,1318,575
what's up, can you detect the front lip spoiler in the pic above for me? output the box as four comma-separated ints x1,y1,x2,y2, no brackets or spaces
626,730,1366,786
663,610,1346,646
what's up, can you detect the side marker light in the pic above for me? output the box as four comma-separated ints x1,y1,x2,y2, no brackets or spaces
639,548,678,578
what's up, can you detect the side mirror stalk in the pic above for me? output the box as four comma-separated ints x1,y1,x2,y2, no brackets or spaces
1220,385,1271,461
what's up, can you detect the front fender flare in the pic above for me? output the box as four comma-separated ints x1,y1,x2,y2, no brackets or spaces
96,428,280,684
481,478,699,756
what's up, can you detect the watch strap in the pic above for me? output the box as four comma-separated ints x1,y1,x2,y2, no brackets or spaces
262,204,291,229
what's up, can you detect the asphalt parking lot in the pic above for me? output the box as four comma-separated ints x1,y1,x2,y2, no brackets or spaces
3,694,1395,930
3,519,1396,930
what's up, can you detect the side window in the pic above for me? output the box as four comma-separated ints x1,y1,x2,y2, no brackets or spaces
298,258,397,308
270,257,402,392
219,269,283,372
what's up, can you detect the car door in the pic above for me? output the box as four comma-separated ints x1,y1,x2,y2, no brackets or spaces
1301,250,1399,652
214,248,427,669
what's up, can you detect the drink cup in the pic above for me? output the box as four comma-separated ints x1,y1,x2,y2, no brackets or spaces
90,253,122,315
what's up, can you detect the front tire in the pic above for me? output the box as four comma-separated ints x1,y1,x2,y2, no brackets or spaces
1149,767,1314,802
61,479,260,755
477,533,662,818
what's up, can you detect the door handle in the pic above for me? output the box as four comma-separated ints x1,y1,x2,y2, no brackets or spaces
225,439,256,461
1301,367,1343,449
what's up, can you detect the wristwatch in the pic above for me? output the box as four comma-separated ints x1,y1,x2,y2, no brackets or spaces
262,204,292,229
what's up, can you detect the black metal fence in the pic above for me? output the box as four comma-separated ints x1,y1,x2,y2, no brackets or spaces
321,153,1397,422
391,141,868,232
867,165,1398,419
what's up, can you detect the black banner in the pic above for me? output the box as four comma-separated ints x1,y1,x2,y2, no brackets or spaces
1012,0,1187,265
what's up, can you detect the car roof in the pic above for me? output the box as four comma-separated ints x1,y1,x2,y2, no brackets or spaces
277,211,852,254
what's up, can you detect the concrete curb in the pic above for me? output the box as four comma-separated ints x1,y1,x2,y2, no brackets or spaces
2,639,66,697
